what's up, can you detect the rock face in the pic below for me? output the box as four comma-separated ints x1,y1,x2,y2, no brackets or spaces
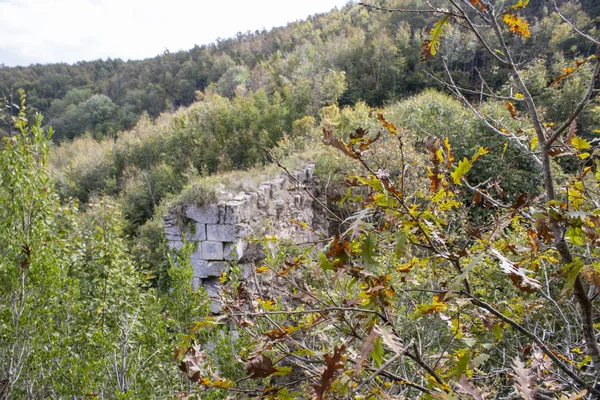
163,165,321,312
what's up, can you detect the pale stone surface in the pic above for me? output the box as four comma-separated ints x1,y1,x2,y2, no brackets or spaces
206,224,236,242
164,163,322,312
165,233,183,241
257,191,268,209
206,261,228,276
185,205,219,224
191,259,209,278
185,224,206,241
164,223,181,237
190,245,203,260
191,277,202,291
167,240,184,251
202,241,224,260
234,223,250,238
224,240,247,261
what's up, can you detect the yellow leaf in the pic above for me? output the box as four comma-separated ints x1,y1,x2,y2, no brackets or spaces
256,265,269,273
257,298,277,311
470,146,490,163
572,136,591,151
443,137,454,162
577,356,592,370
515,93,524,99
511,0,529,10
530,135,539,150
431,188,446,203
502,13,531,38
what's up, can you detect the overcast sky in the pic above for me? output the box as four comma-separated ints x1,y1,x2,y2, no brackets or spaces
0,0,350,67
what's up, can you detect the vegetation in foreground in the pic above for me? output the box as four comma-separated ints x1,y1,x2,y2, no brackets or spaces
1,0,600,398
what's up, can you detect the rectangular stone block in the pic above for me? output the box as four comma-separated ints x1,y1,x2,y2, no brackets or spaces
190,244,203,260
185,205,219,224
166,233,183,241
191,259,209,278
219,201,243,224
207,224,236,242
164,223,181,237
206,261,228,276
224,240,247,261
191,277,202,291
202,241,224,260
185,223,206,241
167,240,184,251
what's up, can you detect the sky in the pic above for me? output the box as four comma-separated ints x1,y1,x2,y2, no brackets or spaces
0,0,350,67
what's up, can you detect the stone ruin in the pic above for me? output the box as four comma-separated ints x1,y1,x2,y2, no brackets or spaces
162,164,322,312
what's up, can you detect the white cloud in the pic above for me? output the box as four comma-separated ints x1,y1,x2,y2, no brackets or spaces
0,0,350,66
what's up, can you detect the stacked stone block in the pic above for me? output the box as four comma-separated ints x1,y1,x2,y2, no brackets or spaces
163,164,319,312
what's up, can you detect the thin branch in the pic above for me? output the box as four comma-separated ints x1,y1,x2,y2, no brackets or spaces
555,6,600,46
359,2,459,17
351,354,400,395
446,0,508,64
464,293,600,396
264,148,344,223
430,64,542,166
546,51,600,147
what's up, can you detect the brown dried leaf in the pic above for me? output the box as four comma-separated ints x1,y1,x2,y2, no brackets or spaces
511,357,537,399
178,344,207,383
491,249,540,293
313,345,346,400
505,101,519,119
581,266,600,291
244,354,277,379
374,325,405,355
470,0,487,12
455,374,485,400
355,329,379,376
550,55,595,87
322,127,358,159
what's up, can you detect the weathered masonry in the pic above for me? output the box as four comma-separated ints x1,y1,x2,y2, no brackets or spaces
162,165,321,311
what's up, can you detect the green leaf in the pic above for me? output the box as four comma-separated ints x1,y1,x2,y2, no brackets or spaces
563,259,584,293
451,158,472,185
421,15,450,60
372,336,384,367
394,231,407,258
361,233,378,266
453,349,471,378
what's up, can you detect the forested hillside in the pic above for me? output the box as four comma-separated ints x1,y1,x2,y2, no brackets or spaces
2,0,598,141
1,0,600,398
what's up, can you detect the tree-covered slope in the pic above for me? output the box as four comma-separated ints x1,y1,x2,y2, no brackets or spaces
2,0,598,141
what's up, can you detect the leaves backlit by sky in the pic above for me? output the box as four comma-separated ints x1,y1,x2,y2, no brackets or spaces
0,0,349,67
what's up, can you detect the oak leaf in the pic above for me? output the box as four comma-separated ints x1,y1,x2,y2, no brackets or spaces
502,13,531,38
244,354,277,379
313,345,346,400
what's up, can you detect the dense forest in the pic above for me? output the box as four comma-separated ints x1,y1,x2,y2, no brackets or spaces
1,0,600,398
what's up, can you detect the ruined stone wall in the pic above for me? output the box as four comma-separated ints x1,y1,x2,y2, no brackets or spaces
162,165,321,310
